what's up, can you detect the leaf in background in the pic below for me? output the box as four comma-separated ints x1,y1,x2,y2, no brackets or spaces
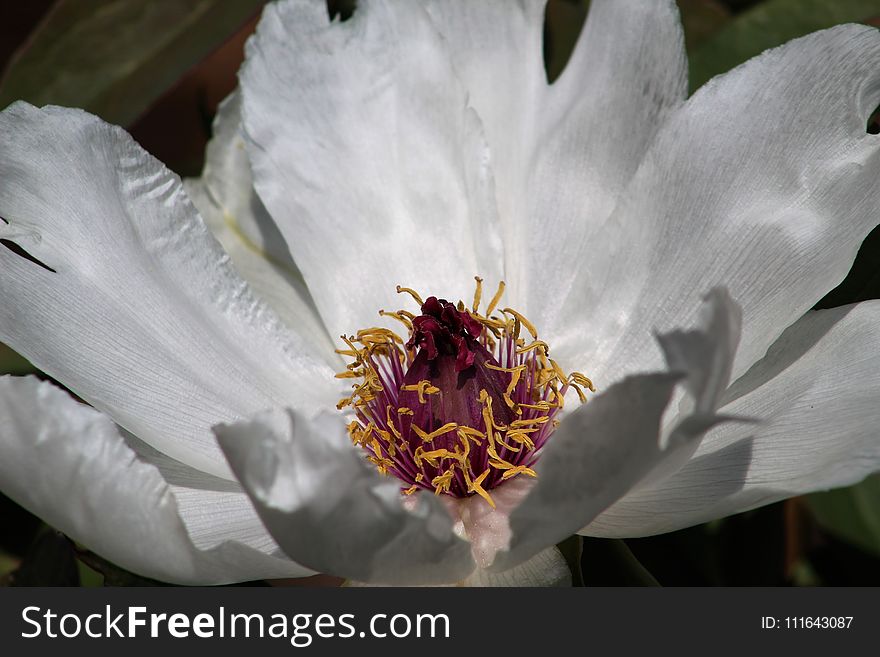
689,0,880,91
807,475,880,558
544,0,589,83
0,343,35,375
676,0,732,52
0,0,265,127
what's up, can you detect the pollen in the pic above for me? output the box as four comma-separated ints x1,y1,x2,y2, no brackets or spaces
338,278,594,506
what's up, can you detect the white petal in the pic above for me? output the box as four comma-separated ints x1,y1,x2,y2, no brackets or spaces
185,91,337,365
585,300,880,538
559,25,880,383
0,102,339,479
346,547,571,587
123,432,283,554
215,408,476,585
490,290,741,571
462,547,570,587
240,0,504,338
424,0,687,324
490,371,681,572
0,376,312,584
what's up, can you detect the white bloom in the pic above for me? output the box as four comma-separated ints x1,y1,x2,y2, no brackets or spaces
1,0,879,586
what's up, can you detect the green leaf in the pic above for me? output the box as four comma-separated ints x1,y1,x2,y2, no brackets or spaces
0,343,35,376
689,0,880,91
0,0,266,127
807,475,880,557
544,0,589,83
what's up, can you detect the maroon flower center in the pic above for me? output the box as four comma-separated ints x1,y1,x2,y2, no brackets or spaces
337,283,593,507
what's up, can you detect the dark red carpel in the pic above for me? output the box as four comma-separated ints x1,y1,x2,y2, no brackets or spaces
406,297,485,372
401,297,513,451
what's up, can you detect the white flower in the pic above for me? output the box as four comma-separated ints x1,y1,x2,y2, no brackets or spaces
1,0,879,586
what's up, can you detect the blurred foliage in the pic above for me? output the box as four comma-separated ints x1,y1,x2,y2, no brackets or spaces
0,344,34,376
808,475,880,558
582,539,660,586
0,0,266,127
6,530,80,586
689,0,880,90
544,0,589,82
677,0,732,50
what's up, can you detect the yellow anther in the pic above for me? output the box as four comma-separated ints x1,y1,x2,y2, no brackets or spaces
468,469,496,508
506,431,536,450
357,327,404,345
517,340,550,355
401,380,440,404
415,447,456,468
502,308,538,339
403,484,419,495
379,309,413,331
494,434,522,452
570,382,588,403
548,358,566,384
570,372,596,392
396,285,424,306
385,405,404,441
510,416,550,428
412,422,459,443
431,469,455,494
397,407,414,416
367,452,394,474
335,370,361,379
518,401,554,411
485,281,506,317
457,427,485,446
472,276,483,313
499,464,537,480
458,434,471,462
483,363,527,374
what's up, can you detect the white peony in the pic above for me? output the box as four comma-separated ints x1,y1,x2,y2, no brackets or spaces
1,0,879,586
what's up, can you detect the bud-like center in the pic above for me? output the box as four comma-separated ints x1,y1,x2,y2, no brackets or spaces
337,279,594,507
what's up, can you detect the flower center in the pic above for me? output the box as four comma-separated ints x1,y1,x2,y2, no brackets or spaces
337,278,594,507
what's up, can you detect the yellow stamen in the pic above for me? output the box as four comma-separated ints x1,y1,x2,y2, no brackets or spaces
336,280,595,509
517,340,550,355
379,309,413,331
401,380,440,404
468,469,495,508
431,469,455,495
485,280,506,316
472,276,483,313
396,285,424,306
570,372,597,392
412,422,459,443
502,307,538,339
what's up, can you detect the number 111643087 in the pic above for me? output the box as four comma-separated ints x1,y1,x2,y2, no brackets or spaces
761,617,853,629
